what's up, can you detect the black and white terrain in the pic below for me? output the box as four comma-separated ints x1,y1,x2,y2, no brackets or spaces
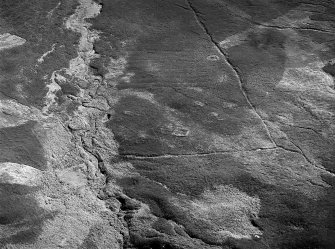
0,0,335,248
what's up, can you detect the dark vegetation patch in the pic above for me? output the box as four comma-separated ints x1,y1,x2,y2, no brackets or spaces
279,126,335,175
126,155,242,197
78,226,107,249
185,0,253,39
228,0,302,22
118,176,173,218
0,183,38,196
147,86,248,136
0,184,41,225
79,237,99,249
0,121,46,170
248,29,286,50
89,58,107,78
66,102,81,115
55,88,67,106
115,195,141,212
228,174,335,249
0,183,54,246
118,152,335,248
0,0,79,107
221,13,335,248
127,154,334,248
117,156,244,246
59,82,80,97
105,33,270,153
118,176,218,247
106,96,169,156
53,80,81,109
89,36,117,78
129,232,181,249
90,0,194,41
185,0,301,41
310,3,335,22
89,0,239,89
317,174,335,248
152,218,176,236
98,10,274,147
118,173,259,247
117,30,241,94
0,51,19,73
322,62,335,78
117,175,216,246
106,95,213,156
319,150,335,174
300,30,335,62
88,0,196,81
226,28,303,126
95,0,335,248
116,32,254,138
107,93,263,157
94,0,272,152
228,29,287,104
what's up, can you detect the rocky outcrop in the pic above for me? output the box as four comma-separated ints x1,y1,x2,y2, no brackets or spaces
0,33,26,51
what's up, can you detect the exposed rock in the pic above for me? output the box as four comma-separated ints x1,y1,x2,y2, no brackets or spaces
0,162,42,187
0,33,26,51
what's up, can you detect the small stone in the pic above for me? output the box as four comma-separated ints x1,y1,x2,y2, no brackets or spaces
194,101,205,107
207,55,220,61
76,80,89,89
68,117,90,130
172,127,190,137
